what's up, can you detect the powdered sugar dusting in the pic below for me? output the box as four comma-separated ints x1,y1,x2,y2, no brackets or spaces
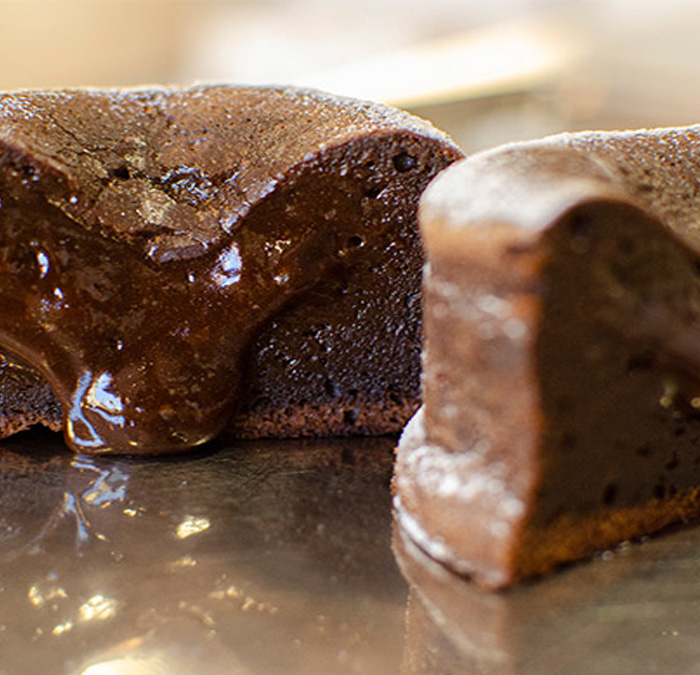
395,408,525,538
430,276,527,344
394,496,508,588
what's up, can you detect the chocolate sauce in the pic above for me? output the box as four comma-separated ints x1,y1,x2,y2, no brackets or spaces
1,160,279,453
0,86,460,453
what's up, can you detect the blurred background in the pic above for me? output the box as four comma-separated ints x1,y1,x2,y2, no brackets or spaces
2,0,700,152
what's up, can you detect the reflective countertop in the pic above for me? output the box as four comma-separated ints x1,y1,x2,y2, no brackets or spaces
3,431,700,675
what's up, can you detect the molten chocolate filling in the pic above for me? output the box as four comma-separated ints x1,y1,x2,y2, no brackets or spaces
0,154,358,453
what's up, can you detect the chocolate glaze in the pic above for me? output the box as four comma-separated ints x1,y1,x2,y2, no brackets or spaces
0,86,461,454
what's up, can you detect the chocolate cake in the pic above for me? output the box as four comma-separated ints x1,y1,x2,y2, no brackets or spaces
0,85,461,454
394,126,700,588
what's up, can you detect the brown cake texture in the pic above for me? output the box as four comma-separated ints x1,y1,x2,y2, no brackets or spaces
394,126,700,588
0,85,461,454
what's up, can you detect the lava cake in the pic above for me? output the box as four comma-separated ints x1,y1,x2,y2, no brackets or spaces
395,126,700,588
0,85,462,454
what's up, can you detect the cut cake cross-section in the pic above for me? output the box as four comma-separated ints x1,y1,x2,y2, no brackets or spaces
0,85,462,454
395,126,700,588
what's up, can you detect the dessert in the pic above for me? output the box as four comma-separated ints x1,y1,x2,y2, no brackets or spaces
394,126,700,588
0,85,461,454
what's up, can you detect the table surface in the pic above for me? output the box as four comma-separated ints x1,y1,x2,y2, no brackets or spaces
2,431,700,675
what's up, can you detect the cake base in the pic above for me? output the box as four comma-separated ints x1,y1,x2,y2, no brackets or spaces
395,408,700,588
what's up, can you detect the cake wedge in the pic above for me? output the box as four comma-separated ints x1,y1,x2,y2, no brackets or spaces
395,127,700,588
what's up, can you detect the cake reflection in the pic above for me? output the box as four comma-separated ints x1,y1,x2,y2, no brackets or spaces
0,432,405,674
393,521,700,675
0,433,130,559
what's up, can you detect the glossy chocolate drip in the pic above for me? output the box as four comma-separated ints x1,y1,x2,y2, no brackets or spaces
0,152,324,453
0,85,460,453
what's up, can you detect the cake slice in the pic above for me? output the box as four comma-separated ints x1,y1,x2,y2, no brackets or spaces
0,85,461,454
394,126,700,588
